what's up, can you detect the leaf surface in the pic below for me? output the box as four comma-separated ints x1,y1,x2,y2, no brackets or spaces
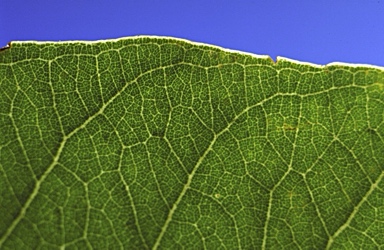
0,36,383,249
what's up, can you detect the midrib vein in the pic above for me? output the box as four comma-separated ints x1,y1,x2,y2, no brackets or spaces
152,92,284,249
152,129,219,250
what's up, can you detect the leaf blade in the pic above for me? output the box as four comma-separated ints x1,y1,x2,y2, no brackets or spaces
0,36,383,249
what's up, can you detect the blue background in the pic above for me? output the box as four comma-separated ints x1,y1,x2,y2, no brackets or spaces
1,1,384,66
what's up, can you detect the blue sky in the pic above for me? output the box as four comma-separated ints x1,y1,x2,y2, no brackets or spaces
1,1,383,66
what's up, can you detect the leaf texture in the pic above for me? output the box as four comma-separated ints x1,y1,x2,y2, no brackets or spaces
0,36,383,249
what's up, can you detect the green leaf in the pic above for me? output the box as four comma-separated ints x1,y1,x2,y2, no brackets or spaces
0,36,383,249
